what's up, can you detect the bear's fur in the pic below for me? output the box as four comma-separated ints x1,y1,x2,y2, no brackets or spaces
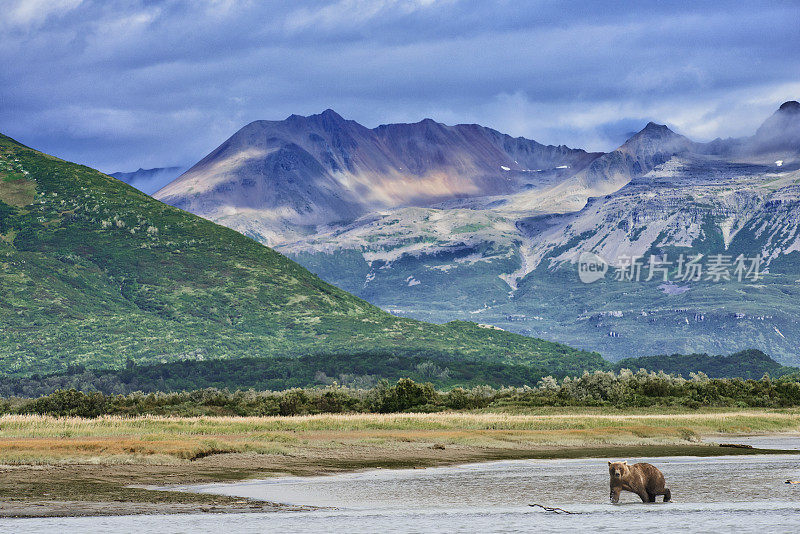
608,461,671,503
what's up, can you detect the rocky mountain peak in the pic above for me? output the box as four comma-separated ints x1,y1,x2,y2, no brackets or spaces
643,121,669,131
318,108,346,121
575,121,694,194
751,100,800,153
285,108,347,125
629,122,679,142
618,122,693,159
778,100,800,113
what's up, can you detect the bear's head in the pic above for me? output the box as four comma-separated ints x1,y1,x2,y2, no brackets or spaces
608,461,629,480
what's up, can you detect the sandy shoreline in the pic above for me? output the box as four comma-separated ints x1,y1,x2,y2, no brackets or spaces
2,442,796,518
0,500,310,518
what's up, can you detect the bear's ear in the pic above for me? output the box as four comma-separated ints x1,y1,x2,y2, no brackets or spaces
622,461,627,465
608,461,612,465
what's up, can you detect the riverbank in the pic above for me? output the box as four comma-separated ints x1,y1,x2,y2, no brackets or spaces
1,408,798,517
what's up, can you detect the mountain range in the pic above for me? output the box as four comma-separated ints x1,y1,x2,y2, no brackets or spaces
153,102,800,364
154,109,600,245
110,166,185,195
0,132,604,380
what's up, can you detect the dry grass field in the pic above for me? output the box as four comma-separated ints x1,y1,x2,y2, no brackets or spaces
2,408,799,464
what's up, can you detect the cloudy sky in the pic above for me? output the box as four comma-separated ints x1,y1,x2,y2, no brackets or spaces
2,0,799,173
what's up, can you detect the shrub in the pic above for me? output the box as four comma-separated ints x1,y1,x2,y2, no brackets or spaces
373,379,438,413
6,373,800,417
20,389,108,417
278,389,311,416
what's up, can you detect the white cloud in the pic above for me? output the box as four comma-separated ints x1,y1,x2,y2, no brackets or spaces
284,0,452,32
1,1,798,170
4,0,83,29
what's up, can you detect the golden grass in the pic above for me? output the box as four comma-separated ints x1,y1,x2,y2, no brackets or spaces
3,409,800,436
0,409,797,466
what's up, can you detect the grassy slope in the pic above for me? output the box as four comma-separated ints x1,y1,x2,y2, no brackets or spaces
0,133,604,377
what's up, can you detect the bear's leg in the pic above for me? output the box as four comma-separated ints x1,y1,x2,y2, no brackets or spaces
663,488,671,502
637,490,650,503
647,491,656,503
610,487,621,503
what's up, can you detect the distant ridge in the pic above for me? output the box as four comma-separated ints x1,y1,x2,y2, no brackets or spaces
110,166,185,194
154,110,600,245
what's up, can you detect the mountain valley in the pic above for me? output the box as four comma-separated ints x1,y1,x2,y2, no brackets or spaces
153,103,800,364
0,133,603,378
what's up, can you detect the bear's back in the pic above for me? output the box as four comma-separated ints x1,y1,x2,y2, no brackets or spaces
632,463,661,477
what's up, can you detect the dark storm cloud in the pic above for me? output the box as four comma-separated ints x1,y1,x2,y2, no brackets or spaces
1,0,799,172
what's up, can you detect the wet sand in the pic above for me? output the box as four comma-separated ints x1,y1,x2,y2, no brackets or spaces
1,441,795,518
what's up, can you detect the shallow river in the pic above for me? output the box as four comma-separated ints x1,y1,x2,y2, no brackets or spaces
5,454,800,533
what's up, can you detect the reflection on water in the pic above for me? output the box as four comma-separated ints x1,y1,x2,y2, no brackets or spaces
5,455,800,533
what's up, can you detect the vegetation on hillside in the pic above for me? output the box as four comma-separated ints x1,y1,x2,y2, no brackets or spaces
616,349,796,379
2,347,792,397
0,133,603,377
2,344,793,397
0,351,564,397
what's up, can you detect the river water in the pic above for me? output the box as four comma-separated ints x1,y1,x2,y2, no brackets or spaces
5,453,800,533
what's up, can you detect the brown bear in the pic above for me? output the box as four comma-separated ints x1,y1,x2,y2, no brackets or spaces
608,461,671,503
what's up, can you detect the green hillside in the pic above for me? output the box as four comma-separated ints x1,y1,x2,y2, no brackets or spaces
0,133,605,378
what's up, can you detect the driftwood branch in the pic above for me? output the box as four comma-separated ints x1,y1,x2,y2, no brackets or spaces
528,503,578,514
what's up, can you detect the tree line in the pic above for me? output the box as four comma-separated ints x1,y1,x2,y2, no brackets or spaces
5,370,800,418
